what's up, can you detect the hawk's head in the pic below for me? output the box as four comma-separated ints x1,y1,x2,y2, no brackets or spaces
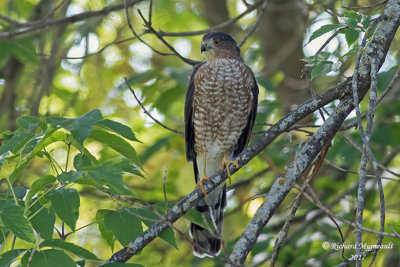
201,32,241,61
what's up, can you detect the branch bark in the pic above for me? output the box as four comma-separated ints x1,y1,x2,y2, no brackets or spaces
104,0,400,264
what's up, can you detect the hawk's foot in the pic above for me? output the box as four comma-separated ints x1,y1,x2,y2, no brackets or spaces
196,173,211,197
220,154,239,184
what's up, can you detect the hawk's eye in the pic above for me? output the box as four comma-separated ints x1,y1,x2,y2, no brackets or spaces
213,39,221,45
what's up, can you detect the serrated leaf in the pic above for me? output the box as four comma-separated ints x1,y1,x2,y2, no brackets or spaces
29,202,56,240
96,209,115,250
57,171,83,185
0,201,35,243
306,24,343,45
25,175,56,206
88,162,134,196
343,10,362,22
16,116,42,131
47,109,102,146
0,249,27,267
104,209,143,247
97,119,139,142
21,249,76,267
311,61,334,80
344,28,360,45
48,188,80,231
40,239,100,260
89,128,140,166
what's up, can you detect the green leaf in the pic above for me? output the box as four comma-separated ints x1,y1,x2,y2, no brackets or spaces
96,209,115,250
13,187,27,199
57,171,83,185
0,151,9,173
344,28,360,45
29,202,56,240
306,24,343,45
0,249,27,267
40,239,100,260
89,128,140,166
311,61,334,80
0,201,35,243
97,119,139,142
0,132,35,155
10,37,39,64
16,116,42,131
10,129,64,183
104,209,143,246
0,249,27,266
131,207,177,249
88,161,134,196
25,175,56,206
47,109,102,146
102,263,144,267
343,10,362,22
377,66,398,92
21,249,76,267
73,153,92,170
184,209,216,231
47,188,80,231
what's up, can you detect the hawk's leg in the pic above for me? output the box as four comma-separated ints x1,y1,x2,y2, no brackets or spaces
220,154,239,184
195,173,211,197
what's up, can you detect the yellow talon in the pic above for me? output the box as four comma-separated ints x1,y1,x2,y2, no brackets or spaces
196,173,211,197
220,154,239,184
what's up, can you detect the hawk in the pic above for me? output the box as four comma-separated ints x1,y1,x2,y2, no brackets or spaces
184,32,259,257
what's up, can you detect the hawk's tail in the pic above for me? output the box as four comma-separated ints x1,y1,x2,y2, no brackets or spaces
189,184,226,258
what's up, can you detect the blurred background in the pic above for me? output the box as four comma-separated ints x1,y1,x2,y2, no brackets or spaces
0,0,399,266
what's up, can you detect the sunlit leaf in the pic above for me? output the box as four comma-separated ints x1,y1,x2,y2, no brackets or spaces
25,175,56,206
0,201,35,243
0,249,27,267
47,109,102,146
306,24,343,45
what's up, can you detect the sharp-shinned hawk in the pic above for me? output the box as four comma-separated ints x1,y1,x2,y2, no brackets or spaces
184,32,259,257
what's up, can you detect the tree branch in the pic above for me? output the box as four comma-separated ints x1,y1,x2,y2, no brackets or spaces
0,0,145,41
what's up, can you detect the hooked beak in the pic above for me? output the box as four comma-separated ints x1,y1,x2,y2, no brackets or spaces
201,43,207,52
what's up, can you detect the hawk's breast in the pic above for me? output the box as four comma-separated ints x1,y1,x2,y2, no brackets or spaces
192,58,254,155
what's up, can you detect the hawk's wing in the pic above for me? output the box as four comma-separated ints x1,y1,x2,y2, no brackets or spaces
233,68,259,157
184,63,204,163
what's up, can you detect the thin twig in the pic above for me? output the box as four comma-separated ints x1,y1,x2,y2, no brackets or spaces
342,0,388,10
157,0,265,37
238,0,269,47
136,9,200,65
163,167,169,213
125,78,184,134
